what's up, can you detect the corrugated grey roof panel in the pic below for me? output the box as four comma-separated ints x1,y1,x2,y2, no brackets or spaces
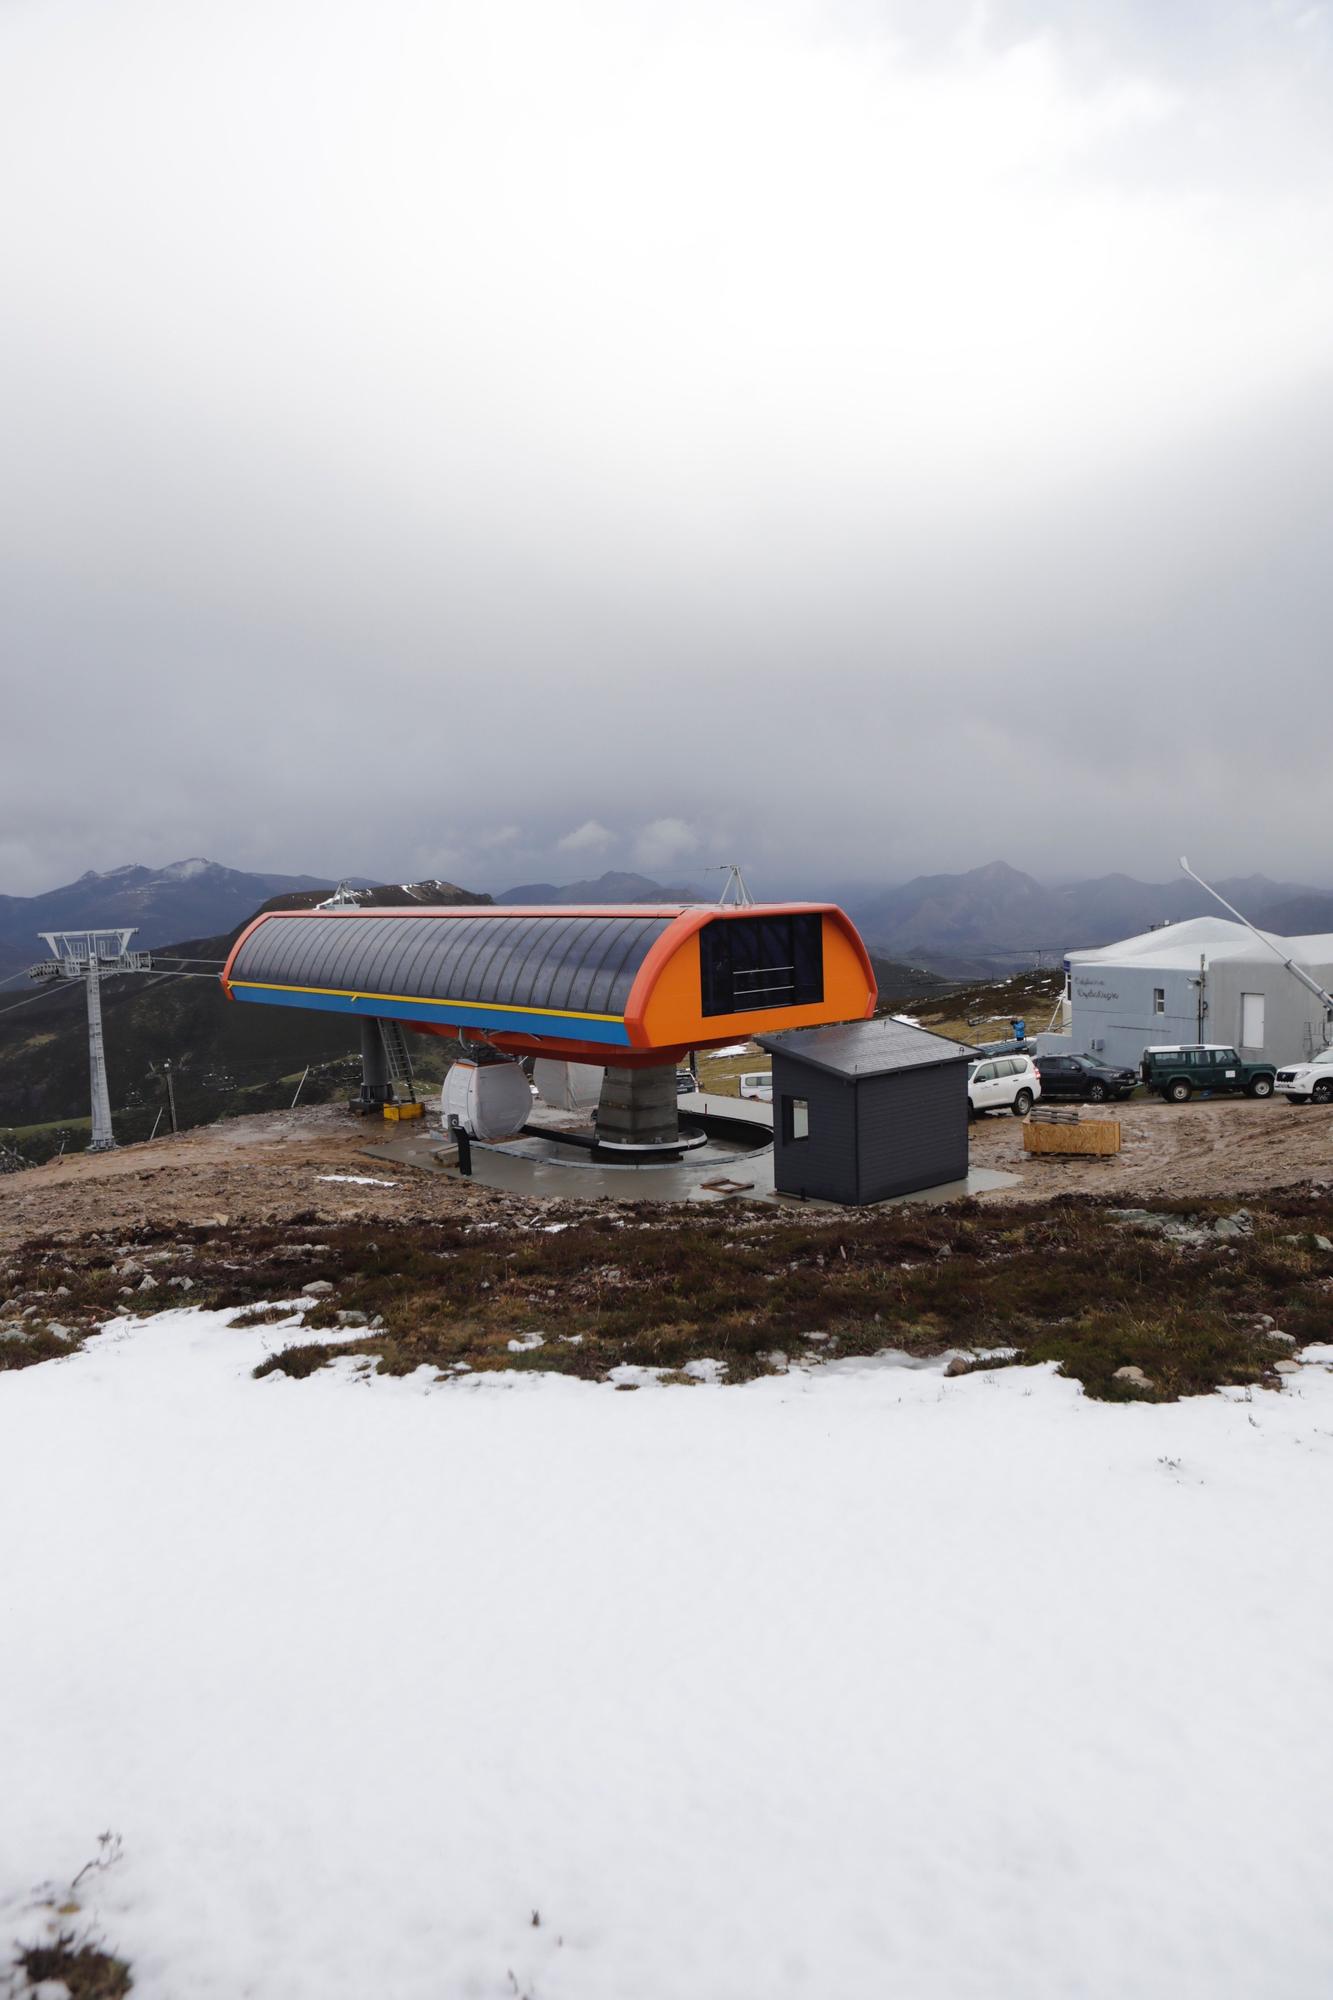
487,919,549,1005
561,917,644,1013
757,1017,973,1078
230,912,673,1017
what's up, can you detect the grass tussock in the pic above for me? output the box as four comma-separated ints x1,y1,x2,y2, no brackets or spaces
16,1936,132,1998
5,1187,1333,1401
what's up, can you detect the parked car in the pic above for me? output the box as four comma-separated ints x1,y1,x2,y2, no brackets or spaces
1034,1053,1137,1103
1140,1044,1276,1103
967,1053,1041,1118
675,1068,697,1096
738,1071,773,1103
1273,1046,1333,1104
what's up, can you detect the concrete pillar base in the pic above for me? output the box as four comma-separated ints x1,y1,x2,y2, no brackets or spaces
596,1065,680,1149
358,1018,393,1106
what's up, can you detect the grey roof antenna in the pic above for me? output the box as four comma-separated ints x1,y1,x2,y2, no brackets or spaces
709,864,754,908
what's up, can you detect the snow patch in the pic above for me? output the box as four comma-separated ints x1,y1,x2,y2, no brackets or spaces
5,1310,1333,1997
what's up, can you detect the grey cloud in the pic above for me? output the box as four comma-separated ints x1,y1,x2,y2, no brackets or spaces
2,0,1331,900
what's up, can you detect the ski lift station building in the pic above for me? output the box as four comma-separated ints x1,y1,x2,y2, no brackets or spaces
1064,917,1333,1070
221,902,877,1063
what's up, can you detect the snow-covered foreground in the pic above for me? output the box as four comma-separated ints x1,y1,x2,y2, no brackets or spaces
4,1311,1333,1999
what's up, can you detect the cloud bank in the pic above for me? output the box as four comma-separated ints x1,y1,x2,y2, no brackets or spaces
3,0,1331,896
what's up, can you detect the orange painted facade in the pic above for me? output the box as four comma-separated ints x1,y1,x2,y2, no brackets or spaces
629,908,876,1053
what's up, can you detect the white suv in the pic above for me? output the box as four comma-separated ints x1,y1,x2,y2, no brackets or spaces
967,1053,1041,1118
1274,1047,1333,1105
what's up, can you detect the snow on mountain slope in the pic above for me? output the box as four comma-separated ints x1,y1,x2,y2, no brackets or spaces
0,861,339,954
3,1313,1332,1999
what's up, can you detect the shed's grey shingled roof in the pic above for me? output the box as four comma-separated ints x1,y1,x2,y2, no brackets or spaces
757,1016,973,1078
230,911,674,1016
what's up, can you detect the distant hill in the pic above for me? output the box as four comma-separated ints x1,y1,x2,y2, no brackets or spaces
0,860,357,962
866,955,951,1003
496,870,707,905
1251,892,1333,937
843,861,1326,974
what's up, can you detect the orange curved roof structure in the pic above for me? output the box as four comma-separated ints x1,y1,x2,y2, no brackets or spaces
221,903,876,1064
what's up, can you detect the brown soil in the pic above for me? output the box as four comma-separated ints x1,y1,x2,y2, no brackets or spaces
0,1105,491,1252
968,1096,1333,1202
3,1096,1331,1253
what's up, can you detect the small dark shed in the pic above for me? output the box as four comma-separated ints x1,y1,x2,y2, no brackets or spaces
757,1017,973,1206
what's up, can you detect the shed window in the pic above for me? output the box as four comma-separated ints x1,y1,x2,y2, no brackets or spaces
785,1095,810,1141
1153,988,1166,1015
700,914,824,1017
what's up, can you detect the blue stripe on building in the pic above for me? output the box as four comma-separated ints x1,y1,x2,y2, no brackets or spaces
229,982,634,1046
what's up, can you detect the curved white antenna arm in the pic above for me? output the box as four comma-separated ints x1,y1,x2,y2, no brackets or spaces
1178,857,1333,1013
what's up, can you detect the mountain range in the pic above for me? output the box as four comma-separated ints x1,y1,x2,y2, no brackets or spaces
839,861,1333,977
5,856,1333,994
494,870,707,906
0,861,342,979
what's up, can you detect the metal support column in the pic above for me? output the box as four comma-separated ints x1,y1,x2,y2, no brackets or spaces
84,949,115,1152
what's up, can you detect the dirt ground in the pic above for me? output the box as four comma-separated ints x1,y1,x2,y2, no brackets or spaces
966,1095,1333,1203
2,1095,1331,1251
0,1106,489,1251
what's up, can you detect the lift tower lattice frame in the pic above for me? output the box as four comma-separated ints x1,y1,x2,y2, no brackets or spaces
28,930,155,1152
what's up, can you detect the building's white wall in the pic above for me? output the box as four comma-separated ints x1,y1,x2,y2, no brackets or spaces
1208,961,1333,1065
1068,951,1333,1067
1068,964,1203,1068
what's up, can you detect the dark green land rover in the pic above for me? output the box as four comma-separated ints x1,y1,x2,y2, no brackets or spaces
1140,1044,1276,1103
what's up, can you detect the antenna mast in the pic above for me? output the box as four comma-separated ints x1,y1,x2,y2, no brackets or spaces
710,864,754,908
29,930,155,1152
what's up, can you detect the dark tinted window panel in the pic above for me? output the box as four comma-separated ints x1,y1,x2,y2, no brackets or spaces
700,914,823,1017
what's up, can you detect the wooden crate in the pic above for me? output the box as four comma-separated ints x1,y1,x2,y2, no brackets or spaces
1023,1118,1121,1156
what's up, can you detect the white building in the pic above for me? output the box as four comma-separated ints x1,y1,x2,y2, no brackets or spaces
1061,917,1333,1070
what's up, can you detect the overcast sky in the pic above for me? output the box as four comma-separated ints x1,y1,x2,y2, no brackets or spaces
4,0,1332,898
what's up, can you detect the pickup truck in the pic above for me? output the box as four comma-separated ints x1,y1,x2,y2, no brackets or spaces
1140,1044,1276,1103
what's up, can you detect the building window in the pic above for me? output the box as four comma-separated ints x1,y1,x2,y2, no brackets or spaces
785,1096,810,1141
1153,988,1165,1015
700,914,824,1017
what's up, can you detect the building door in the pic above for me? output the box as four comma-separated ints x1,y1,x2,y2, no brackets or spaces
1240,993,1265,1048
